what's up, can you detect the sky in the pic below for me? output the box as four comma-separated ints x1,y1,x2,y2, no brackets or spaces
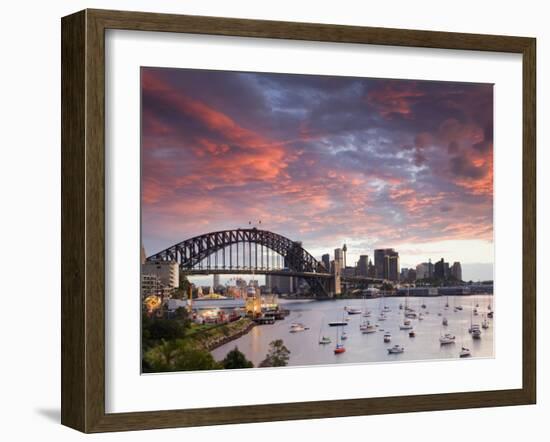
141,67,494,282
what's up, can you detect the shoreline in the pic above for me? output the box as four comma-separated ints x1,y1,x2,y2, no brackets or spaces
189,318,257,352
280,293,494,300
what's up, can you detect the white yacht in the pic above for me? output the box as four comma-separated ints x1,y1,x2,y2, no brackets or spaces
290,323,306,333
388,344,405,354
361,321,377,334
439,333,456,345
442,317,448,326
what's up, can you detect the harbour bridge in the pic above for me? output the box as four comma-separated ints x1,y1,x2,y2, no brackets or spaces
147,228,383,298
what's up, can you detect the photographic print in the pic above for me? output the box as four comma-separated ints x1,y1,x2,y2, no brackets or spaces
140,67,494,373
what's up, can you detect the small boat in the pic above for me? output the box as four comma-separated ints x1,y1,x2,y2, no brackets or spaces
488,304,492,311
362,310,372,318
442,317,448,326
334,344,346,354
388,344,404,354
421,303,427,309
399,303,404,310
383,332,391,343
409,330,416,338
378,312,387,321
459,347,472,358
361,321,377,334
334,326,346,354
470,324,482,339
399,322,413,330
475,303,479,308
341,331,348,340
473,308,479,316
346,307,362,315
453,307,459,313
418,313,424,321
405,312,417,319
482,316,489,329
290,323,306,333
487,311,494,319
383,305,391,312
456,305,463,311
328,321,348,327
319,336,331,345
439,333,456,345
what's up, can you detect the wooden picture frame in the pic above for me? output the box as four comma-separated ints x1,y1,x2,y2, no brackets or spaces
61,8,536,433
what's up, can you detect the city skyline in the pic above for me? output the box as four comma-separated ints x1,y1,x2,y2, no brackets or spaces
141,67,494,282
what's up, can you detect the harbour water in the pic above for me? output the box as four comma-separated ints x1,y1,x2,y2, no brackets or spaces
211,295,494,367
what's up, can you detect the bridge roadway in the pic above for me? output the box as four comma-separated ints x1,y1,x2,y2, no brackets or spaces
182,268,385,284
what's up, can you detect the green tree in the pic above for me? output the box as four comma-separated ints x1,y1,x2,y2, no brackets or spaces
143,340,220,372
259,339,290,367
144,317,188,341
221,347,254,369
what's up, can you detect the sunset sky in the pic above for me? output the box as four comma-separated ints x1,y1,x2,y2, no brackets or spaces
141,67,494,281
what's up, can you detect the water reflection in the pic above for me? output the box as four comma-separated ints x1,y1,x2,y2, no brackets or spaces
212,295,494,367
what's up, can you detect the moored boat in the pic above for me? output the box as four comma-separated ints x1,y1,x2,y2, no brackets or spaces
439,333,456,345
388,344,405,354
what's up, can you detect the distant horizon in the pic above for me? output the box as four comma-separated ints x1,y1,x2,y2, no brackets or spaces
141,67,494,284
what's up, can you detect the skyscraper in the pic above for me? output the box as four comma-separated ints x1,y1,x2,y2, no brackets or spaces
357,255,369,277
375,248,399,281
385,251,400,281
434,258,447,279
333,248,343,295
451,262,462,281
322,253,330,272
374,249,386,279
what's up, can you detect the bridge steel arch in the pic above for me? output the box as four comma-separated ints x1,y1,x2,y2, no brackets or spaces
147,228,331,297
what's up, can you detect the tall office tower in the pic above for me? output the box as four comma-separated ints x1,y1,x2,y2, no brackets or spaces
322,253,331,272
357,255,369,277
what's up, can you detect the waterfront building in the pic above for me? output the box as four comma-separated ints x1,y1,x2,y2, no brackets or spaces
396,287,439,296
322,253,330,272
141,273,163,298
438,286,471,296
357,255,369,277
141,259,179,289
451,262,462,281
